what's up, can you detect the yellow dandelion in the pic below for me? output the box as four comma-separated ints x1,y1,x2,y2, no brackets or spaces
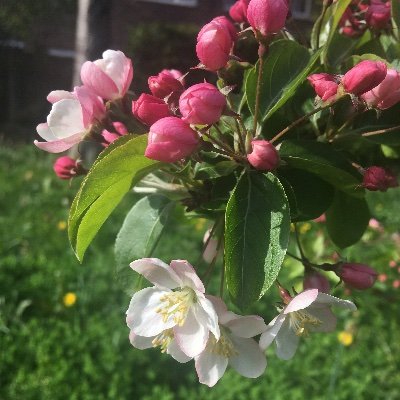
57,220,67,231
63,292,77,307
338,331,353,346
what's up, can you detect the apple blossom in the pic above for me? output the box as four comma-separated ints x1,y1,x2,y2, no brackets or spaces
336,263,377,290
145,117,199,163
195,296,267,387
307,73,339,102
229,0,249,23
81,50,133,100
179,83,226,125
366,0,391,30
247,140,280,171
342,60,387,96
132,93,171,126
53,156,80,180
126,258,219,358
259,289,356,360
362,166,398,191
148,69,184,99
34,86,105,153
247,0,289,37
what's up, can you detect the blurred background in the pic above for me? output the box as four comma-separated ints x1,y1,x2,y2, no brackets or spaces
1,1,400,399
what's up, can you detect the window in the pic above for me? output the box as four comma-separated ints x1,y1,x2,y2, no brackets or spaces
138,0,198,7
291,0,313,20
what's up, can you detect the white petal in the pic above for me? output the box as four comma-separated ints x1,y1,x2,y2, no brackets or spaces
275,318,300,360
284,289,319,314
167,339,192,363
127,287,175,337
195,350,228,387
47,90,75,103
47,99,85,138
174,306,209,357
36,123,58,141
129,331,154,350
130,258,181,289
229,337,267,378
259,313,286,350
169,260,205,293
96,50,126,93
307,306,337,332
225,315,268,338
206,295,228,316
314,293,357,311
196,296,220,340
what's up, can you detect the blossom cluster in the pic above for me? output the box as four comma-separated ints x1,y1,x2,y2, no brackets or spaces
126,258,356,386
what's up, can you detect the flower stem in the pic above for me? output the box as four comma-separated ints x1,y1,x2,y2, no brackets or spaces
253,44,266,135
362,124,400,137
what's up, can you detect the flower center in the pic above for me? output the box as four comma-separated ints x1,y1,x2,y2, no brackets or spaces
156,287,196,326
152,329,174,353
289,310,321,336
209,329,238,358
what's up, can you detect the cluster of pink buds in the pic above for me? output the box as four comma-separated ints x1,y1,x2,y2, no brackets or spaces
53,156,86,180
340,0,391,37
308,60,398,108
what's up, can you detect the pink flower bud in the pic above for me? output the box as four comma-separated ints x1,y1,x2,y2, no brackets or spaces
229,0,250,23
366,0,391,30
132,94,171,126
303,271,330,293
307,73,339,102
179,83,226,125
247,140,280,171
361,69,400,110
196,19,233,71
362,166,399,192
148,70,184,99
53,156,79,180
81,50,133,100
212,16,237,41
101,122,128,146
342,60,387,96
247,0,289,37
337,263,378,290
145,117,199,163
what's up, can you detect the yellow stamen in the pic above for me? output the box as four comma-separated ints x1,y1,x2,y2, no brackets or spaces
209,330,238,358
152,329,174,353
289,310,321,336
156,287,196,326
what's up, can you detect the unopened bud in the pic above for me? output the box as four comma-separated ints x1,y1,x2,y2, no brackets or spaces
336,262,378,290
362,166,398,192
247,139,280,171
303,271,330,293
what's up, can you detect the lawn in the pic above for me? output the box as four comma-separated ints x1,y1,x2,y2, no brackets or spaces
1,143,399,400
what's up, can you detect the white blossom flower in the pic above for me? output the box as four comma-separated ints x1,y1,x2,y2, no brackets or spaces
259,289,357,360
195,296,267,387
126,258,219,358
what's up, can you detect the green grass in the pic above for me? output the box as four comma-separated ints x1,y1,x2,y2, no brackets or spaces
1,144,399,399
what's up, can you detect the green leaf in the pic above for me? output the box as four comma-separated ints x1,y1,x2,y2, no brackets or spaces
326,32,357,67
392,0,400,40
194,161,238,180
114,195,175,294
225,172,291,309
245,40,321,122
322,0,352,64
279,140,363,197
68,135,161,261
278,168,335,222
325,190,370,248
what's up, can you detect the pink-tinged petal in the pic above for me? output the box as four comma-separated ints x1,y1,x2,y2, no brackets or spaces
47,99,85,138
307,306,337,332
259,313,286,350
225,315,268,338
129,331,154,350
229,337,267,378
195,350,228,387
314,292,357,311
36,122,58,141
47,90,75,103
174,306,209,357
34,132,82,153
169,260,205,292
81,61,119,100
284,289,319,314
275,318,300,360
127,287,175,337
196,296,220,340
130,258,181,289
206,295,228,316
74,86,105,126
167,339,192,363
